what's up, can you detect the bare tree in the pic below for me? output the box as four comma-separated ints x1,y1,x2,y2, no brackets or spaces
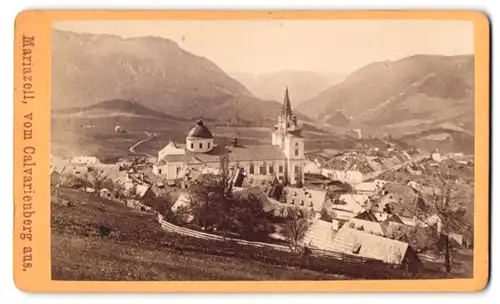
282,206,313,253
408,169,471,273
87,170,108,195
218,147,232,195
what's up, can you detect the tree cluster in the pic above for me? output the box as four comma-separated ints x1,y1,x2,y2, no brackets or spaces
183,174,275,241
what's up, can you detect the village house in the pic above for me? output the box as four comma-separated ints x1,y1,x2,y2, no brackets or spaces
116,156,135,168
50,156,71,184
276,187,327,217
353,181,380,196
321,167,364,185
319,152,388,185
233,186,277,215
232,172,283,200
303,159,322,174
302,219,337,250
369,183,428,226
124,184,155,211
345,218,385,236
150,180,170,198
153,88,307,186
329,226,422,270
328,193,369,230
50,156,71,187
320,156,365,185
70,156,101,166
430,150,442,163
353,210,380,222
379,216,409,242
50,169,62,187
53,156,114,186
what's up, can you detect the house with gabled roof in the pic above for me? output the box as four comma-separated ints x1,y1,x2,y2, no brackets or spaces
353,210,379,222
369,182,429,226
278,187,327,215
302,219,337,250
345,218,385,236
50,157,70,187
328,193,369,230
233,186,277,214
330,227,422,270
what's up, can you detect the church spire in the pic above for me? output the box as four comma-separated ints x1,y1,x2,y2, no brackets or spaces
282,86,293,119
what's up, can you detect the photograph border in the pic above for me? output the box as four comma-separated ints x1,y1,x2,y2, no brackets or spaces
13,9,490,292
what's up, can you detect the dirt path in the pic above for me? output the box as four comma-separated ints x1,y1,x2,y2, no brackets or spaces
129,137,154,157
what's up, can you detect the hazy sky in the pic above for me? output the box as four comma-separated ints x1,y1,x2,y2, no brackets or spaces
54,20,473,75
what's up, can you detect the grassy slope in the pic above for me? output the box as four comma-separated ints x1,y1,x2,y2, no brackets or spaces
51,115,356,162
51,189,346,281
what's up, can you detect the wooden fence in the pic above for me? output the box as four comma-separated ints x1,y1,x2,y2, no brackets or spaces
157,214,406,270
158,214,290,251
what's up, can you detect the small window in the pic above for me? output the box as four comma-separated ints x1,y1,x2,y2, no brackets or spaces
279,165,284,173
294,165,300,174
199,143,203,149
208,142,211,149
260,165,265,175
250,164,255,174
176,167,181,174
158,169,162,174
190,143,194,149
295,149,299,156
269,165,274,174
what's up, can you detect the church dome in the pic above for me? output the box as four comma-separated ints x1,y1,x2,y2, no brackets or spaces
187,120,213,139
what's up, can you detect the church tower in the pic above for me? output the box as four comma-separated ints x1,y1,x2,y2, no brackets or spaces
272,87,305,186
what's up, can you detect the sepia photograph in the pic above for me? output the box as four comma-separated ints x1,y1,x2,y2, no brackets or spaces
49,19,475,281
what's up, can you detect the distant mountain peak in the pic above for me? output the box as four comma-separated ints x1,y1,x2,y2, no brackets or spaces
232,70,344,107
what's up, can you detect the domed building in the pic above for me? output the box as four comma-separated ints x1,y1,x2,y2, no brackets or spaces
153,87,306,186
186,120,214,153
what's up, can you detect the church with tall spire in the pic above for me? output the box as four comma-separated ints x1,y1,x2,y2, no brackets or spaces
272,87,305,185
153,87,306,186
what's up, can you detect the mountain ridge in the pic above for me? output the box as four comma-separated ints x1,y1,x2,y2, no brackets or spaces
297,54,474,137
51,29,285,126
52,98,188,121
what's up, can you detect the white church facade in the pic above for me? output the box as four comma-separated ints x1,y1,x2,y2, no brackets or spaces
152,88,306,186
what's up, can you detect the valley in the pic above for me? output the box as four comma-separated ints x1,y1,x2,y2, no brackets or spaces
48,23,476,283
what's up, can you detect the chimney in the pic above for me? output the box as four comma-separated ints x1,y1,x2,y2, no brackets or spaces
196,119,204,126
232,136,238,147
